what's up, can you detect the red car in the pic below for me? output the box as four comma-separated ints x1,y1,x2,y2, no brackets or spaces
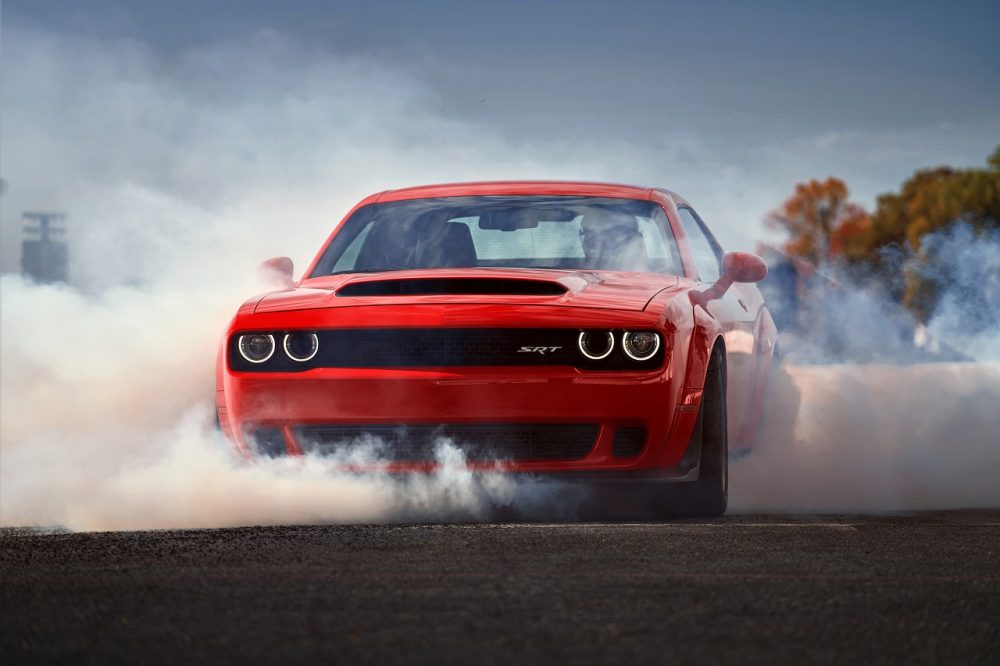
217,181,776,516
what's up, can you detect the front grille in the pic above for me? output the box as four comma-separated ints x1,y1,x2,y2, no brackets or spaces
612,427,646,458
295,423,598,462
229,328,665,372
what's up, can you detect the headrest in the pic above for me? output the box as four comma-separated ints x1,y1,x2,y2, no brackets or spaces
415,221,477,268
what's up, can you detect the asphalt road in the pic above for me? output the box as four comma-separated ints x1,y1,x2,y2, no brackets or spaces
2,512,999,665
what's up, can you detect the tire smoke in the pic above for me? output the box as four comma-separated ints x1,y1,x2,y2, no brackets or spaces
730,220,1000,512
731,361,1000,512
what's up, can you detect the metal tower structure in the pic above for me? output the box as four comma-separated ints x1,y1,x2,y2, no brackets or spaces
21,211,69,284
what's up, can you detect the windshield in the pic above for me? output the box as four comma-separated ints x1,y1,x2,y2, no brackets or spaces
310,196,683,277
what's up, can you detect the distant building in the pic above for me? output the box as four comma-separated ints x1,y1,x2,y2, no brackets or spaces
21,212,68,284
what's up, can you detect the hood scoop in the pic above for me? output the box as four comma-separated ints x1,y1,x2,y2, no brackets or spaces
336,277,567,297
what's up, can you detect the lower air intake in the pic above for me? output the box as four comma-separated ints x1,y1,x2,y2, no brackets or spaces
611,427,646,458
295,424,598,462
247,427,288,458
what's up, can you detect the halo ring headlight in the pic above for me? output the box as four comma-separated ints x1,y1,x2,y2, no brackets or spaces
283,332,319,362
622,331,661,361
578,331,614,361
238,334,276,364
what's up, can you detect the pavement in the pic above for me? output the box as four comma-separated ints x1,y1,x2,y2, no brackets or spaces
2,511,999,665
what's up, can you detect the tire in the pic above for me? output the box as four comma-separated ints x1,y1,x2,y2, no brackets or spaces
656,348,728,517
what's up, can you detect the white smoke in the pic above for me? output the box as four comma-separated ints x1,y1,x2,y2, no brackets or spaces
0,274,583,531
917,224,1000,360
0,398,573,531
2,26,998,530
731,222,1000,511
731,361,1000,512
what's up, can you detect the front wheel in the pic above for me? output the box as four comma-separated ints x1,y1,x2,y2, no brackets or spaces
655,348,728,517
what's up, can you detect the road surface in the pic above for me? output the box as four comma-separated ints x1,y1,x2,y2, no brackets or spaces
3,512,999,664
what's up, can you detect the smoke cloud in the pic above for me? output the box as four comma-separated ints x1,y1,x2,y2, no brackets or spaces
731,361,1000,512
730,221,1000,512
2,26,998,530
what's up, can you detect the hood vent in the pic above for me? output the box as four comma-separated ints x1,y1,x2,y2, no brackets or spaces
337,277,567,297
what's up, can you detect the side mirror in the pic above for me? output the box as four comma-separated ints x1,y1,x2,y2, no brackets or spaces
722,252,767,283
257,256,295,288
690,252,767,310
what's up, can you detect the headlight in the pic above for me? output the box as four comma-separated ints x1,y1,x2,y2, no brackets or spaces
238,333,276,363
578,330,614,360
283,332,319,362
622,331,661,361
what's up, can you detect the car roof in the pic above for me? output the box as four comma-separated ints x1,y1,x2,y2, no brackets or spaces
361,181,685,206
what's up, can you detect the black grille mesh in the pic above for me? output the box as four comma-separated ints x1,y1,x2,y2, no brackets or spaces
324,329,577,368
247,427,288,458
611,427,646,458
295,423,598,462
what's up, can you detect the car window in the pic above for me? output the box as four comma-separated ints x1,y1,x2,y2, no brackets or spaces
677,206,723,282
332,223,372,273
447,215,585,260
639,209,673,260
311,196,685,276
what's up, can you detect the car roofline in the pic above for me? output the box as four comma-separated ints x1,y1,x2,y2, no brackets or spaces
367,180,677,204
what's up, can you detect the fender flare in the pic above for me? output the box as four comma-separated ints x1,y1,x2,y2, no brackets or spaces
682,300,726,390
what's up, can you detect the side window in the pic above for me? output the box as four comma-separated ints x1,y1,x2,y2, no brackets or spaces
332,222,373,273
677,206,723,282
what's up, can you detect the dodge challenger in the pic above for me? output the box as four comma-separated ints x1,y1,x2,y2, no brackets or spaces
216,181,776,516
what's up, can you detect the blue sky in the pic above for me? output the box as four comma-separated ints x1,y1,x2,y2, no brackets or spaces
7,0,999,139
2,0,998,277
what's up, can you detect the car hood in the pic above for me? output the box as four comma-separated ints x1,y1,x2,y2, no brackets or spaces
254,268,679,313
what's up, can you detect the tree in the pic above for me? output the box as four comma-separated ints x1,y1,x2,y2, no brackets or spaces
844,146,1000,323
768,148,999,326
765,148,1000,357
765,177,870,267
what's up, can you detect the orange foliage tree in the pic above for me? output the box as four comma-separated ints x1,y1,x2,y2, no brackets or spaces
765,177,870,267
767,148,999,325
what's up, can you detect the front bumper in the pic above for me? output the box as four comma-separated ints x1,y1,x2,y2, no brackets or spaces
219,364,702,476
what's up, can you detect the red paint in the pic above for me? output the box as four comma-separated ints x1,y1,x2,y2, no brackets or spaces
217,181,776,475
723,252,768,284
